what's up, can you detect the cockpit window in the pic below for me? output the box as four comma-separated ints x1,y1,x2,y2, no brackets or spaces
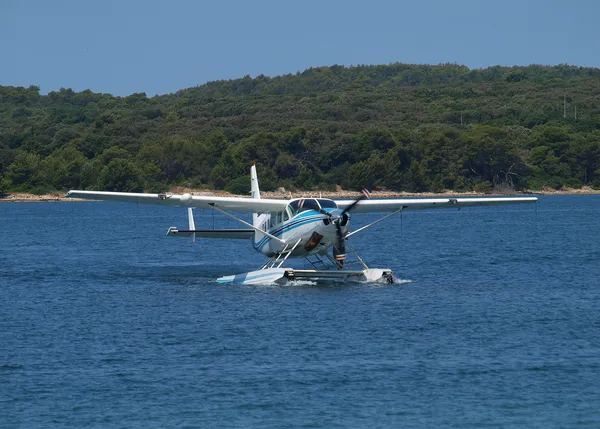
288,199,321,216
300,199,320,212
317,199,337,209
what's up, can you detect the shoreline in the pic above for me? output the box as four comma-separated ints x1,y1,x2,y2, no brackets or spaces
2,187,599,202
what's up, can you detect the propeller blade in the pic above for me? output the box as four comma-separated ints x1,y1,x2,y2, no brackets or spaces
318,208,332,218
333,230,345,268
340,194,367,216
332,194,366,267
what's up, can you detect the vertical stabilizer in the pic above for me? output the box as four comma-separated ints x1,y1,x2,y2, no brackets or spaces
250,165,261,227
250,165,260,200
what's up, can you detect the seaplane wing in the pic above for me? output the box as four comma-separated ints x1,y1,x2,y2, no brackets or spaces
334,196,538,213
65,190,289,213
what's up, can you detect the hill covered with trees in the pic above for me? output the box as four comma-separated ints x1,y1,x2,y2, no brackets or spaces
1,63,600,196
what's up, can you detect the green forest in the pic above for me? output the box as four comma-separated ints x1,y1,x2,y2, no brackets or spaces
1,63,600,196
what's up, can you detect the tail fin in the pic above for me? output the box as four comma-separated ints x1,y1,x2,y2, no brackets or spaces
250,165,260,227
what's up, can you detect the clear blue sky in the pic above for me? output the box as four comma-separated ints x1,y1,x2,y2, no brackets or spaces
1,0,598,96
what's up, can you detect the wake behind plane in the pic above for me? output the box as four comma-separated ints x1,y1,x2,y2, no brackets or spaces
66,166,538,284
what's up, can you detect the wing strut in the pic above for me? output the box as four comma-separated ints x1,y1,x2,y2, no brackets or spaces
209,204,287,245
344,206,406,240
188,208,196,243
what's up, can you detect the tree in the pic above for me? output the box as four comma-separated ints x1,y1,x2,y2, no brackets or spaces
39,146,87,190
1,63,600,193
6,152,42,190
0,175,9,197
274,152,299,179
98,159,143,192
405,160,427,192
100,146,131,165
343,155,384,190
226,176,250,195
210,163,232,189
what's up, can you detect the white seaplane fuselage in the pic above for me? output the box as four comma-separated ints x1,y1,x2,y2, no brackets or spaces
253,199,348,258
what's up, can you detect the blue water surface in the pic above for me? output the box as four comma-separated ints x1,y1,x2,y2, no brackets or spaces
1,195,599,428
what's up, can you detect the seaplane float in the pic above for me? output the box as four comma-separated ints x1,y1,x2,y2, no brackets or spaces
66,166,537,284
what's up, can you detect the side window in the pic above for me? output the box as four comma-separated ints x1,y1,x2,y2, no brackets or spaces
288,200,299,216
284,209,290,221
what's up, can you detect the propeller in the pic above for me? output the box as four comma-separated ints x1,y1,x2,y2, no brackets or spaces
332,195,366,268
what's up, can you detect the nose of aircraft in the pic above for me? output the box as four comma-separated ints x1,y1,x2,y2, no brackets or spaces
330,209,342,221
325,209,350,233
319,209,351,246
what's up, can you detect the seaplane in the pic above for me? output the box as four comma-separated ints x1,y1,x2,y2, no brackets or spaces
66,165,538,284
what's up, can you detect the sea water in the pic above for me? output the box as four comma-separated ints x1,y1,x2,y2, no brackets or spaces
1,195,599,428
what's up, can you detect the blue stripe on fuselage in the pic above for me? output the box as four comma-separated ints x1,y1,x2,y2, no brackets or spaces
253,216,323,251
252,208,335,251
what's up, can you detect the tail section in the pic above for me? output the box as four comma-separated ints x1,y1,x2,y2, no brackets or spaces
250,164,260,200
250,165,261,227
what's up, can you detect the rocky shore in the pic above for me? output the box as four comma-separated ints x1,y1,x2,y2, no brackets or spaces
2,187,599,202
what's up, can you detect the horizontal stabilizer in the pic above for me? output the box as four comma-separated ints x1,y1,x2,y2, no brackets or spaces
167,228,254,239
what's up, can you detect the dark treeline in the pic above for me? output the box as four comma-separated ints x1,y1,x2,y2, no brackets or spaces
1,63,600,196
